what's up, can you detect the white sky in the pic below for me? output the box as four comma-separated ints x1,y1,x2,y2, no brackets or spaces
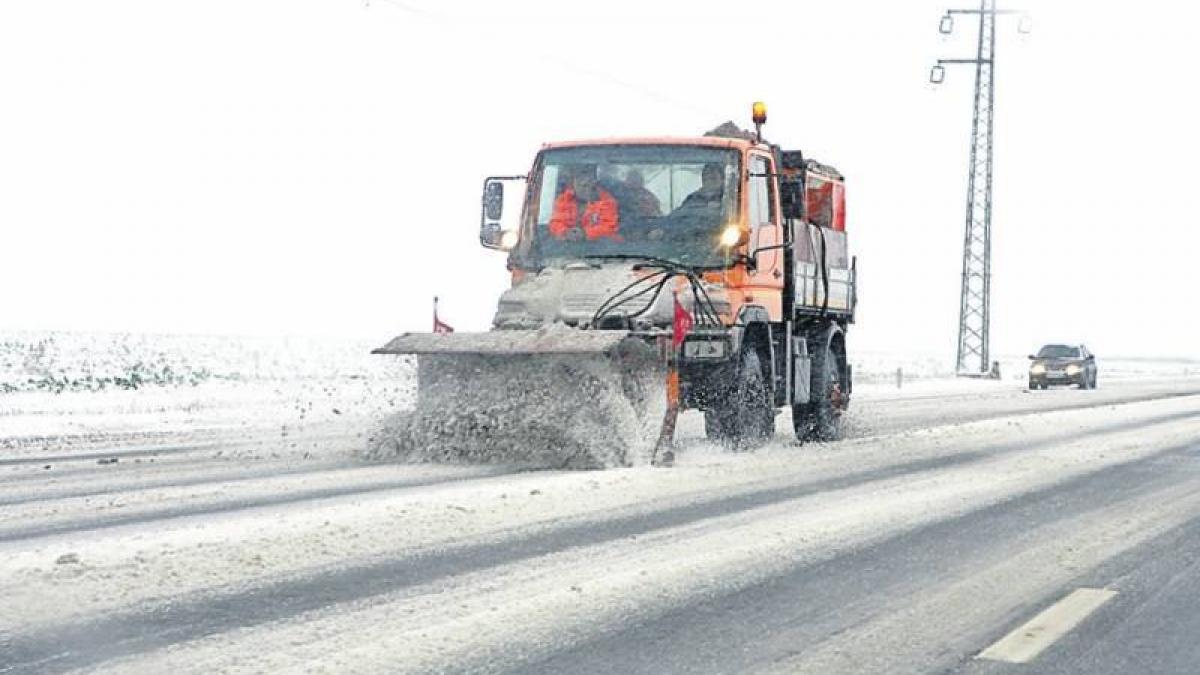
2,0,1197,360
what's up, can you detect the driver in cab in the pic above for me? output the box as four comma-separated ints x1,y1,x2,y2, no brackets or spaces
549,164,621,241
677,163,725,211
647,163,725,241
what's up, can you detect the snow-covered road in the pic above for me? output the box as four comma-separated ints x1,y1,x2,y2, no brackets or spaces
2,374,1200,673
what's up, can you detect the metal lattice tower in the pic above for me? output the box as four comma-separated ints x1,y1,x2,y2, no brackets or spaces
931,2,1029,375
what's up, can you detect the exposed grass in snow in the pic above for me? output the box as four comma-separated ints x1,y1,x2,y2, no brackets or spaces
0,332,416,460
4,331,1193,395
0,331,404,394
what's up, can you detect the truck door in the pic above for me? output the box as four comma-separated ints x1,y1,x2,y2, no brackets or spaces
748,153,784,302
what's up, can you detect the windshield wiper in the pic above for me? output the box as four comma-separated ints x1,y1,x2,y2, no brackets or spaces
582,253,726,272
587,255,725,329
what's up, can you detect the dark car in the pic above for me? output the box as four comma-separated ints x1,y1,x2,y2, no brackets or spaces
1028,344,1097,390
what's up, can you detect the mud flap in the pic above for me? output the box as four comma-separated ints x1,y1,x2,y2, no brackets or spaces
793,336,811,405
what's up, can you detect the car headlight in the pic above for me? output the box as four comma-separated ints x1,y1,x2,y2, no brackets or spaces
1066,364,1081,375
1031,363,1046,374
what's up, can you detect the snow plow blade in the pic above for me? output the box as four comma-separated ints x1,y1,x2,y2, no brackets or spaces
369,329,670,469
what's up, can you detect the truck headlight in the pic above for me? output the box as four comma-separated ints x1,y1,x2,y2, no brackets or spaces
719,225,747,248
683,339,727,360
1031,363,1046,374
1066,364,1081,375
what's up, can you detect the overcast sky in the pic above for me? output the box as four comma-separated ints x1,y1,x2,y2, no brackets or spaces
2,0,1197,360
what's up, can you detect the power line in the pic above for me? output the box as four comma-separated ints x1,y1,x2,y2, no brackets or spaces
360,0,725,122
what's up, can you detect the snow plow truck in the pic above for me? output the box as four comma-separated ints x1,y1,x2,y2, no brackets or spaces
374,103,857,468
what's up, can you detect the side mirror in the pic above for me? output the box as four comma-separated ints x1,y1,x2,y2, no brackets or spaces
1027,354,1036,360
480,179,506,250
483,180,504,222
479,174,528,251
780,179,805,220
480,221,505,249
1086,354,1095,361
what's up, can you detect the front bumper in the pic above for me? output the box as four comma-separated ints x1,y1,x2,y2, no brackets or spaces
1030,371,1084,387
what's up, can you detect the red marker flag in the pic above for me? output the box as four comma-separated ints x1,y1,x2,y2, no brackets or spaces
672,292,693,348
433,297,454,334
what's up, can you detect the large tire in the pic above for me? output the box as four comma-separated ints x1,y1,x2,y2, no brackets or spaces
705,349,773,450
793,337,845,442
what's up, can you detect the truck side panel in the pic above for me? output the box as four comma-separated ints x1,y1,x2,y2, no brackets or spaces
793,222,854,314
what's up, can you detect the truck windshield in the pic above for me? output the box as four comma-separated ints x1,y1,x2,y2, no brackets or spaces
517,145,740,268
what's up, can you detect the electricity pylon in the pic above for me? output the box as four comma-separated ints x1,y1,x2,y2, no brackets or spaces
931,1,1030,376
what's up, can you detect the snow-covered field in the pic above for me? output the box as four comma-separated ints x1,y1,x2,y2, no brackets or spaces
1,332,412,460
2,332,1199,673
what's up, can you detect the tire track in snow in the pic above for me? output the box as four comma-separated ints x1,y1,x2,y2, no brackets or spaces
0,459,352,506
843,385,1200,439
67,440,1200,675
3,408,1196,546
0,466,516,544
525,445,1200,674
0,442,223,467
4,411,1198,674
0,424,360,469
0,460,503,508
0,427,362,489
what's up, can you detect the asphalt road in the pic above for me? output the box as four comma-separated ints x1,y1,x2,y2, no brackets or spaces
2,377,1200,674
531,434,1200,674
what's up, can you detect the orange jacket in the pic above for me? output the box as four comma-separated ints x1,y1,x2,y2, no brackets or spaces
548,188,621,241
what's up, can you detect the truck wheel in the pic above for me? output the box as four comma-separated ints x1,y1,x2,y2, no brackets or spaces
706,349,773,450
794,339,844,442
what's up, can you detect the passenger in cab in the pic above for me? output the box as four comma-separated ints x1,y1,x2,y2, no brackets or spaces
645,163,728,242
549,164,621,241
621,169,661,218
676,163,725,211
